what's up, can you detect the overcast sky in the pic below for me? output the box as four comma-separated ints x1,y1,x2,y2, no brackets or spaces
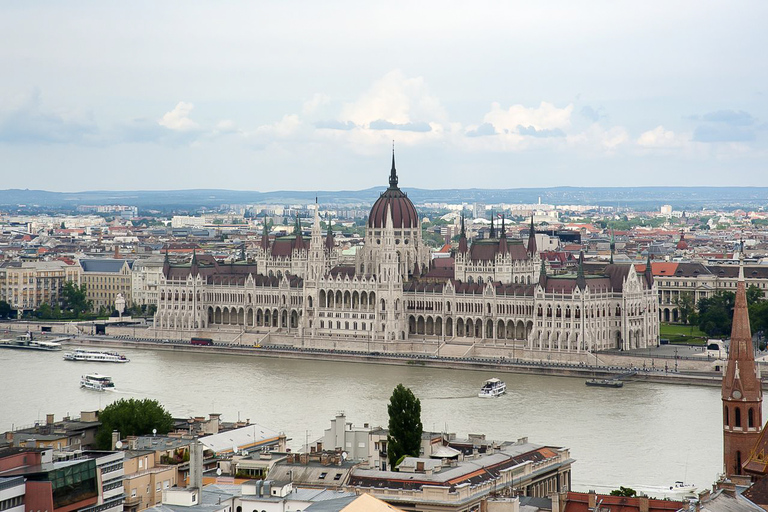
1,1,766,192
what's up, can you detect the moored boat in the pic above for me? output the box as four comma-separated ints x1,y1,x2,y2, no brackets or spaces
80,373,115,391
64,349,129,363
0,333,62,351
478,378,507,398
669,481,696,493
585,378,623,388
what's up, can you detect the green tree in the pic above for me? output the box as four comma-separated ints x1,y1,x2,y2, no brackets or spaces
387,384,423,470
674,292,695,325
697,292,735,337
95,398,174,449
61,281,91,317
0,300,12,319
610,486,637,497
747,285,763,306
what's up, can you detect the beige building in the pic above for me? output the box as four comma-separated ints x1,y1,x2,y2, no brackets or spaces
132,257,165,307
123,450,177,512
79,258,134,311
0,260,80,314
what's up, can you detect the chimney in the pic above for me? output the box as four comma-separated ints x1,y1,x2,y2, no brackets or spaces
639,495,649,512
189,441,204,489
588,491,597,509
111,431,120,451
46,414,55,426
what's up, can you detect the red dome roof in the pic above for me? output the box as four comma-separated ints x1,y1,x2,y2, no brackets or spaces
367,152,419,229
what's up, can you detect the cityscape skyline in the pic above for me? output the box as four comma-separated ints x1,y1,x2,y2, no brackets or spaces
1,1,767,191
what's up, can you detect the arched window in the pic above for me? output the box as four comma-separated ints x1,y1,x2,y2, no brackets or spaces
735,407,742,428
749,408,755,428
725,406,729,427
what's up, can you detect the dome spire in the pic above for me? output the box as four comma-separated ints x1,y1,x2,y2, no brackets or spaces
389,141,398,189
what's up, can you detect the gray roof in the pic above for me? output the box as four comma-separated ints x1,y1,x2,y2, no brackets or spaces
80,259,133,273
304,496,358,511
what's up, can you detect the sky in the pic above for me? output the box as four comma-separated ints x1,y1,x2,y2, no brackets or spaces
1,1,767,192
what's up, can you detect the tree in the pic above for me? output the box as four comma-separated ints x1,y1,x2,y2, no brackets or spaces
95,398,174,449
610,486,637,497
697,292,735,337
674,292,694,325
0,300,12,319
387,384,423,470
61,281,91,317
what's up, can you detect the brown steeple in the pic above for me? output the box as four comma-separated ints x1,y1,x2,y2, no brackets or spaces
723,249,762,478
325,215,335,251
260,216,270,251
498,214,508,255
527,216,537,257
458,213,468,254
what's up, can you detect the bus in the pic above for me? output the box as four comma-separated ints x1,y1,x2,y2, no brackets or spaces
190,337,214,346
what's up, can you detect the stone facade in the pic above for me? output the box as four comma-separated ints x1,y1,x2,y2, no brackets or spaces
154,158,659,353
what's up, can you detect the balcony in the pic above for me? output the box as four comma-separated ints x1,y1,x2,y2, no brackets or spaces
124,496,143,507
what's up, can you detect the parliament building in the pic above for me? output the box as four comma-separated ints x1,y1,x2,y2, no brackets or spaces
154,154,659,354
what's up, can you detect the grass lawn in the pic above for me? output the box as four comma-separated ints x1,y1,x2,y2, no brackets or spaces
660,323,710,345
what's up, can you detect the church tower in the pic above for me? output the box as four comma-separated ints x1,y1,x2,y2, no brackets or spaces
722,247,762,478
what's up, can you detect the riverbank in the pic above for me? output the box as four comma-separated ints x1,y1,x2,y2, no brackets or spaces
64,335,730,389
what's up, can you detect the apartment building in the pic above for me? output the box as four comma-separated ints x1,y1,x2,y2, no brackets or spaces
79,259,134,311
0,261,79,314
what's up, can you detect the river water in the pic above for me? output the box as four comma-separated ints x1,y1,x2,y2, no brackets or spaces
0,346,729,497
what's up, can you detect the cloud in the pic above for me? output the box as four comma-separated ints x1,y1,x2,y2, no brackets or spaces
465,123,496,137
580,105,605,122
314,120,357,130
692,109,760,142
340,70,447,128
0,89,97,144
517,125,565,138
158,102,200,132
483,101,573,133
302,93,331,116
637,125,684,148
369,119,432,132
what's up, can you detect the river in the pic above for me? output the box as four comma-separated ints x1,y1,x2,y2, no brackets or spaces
0,345,728,497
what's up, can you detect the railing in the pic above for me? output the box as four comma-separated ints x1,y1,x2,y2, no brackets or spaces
123,496,142,507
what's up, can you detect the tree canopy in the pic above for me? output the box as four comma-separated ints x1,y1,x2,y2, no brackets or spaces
62,281,92,317
387,384,423,470
610,486,637,497
95,398,174,449
696,286,766,338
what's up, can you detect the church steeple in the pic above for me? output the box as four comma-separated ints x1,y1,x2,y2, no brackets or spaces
723,248,762,478
527,216,537,257
458,213,468,254
576,251,586,290
389,143,398,189
489,211,496,239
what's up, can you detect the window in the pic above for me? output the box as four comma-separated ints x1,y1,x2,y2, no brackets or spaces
319,472,327,479
334,473,343,481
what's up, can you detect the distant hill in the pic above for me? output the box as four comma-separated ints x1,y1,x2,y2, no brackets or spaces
0,187,766,211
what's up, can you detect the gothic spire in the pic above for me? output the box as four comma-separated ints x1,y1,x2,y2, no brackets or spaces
458,212,468,254
389,142,398,189
609,228,615,264
489,211,496,239
576,251,586,290
527,215,537,257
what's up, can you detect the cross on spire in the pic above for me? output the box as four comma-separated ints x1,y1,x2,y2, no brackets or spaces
389,142,398,188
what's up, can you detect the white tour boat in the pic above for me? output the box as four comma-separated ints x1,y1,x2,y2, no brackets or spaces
64,349,129,363
478,378,507,398
80,373,116,391
668,481,696,493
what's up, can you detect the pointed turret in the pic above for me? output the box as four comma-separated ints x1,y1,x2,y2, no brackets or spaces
489,211,496,239
609,229,615,264
190,248,198,276
389,143,398,189
576,251,586,290
498,214,508,255
538,258,547,288
723,248,763,478
527,216,537,257
325,215,335,251
260,216,270,251
644,252,654,288
163,246,170,276
458,213,468,254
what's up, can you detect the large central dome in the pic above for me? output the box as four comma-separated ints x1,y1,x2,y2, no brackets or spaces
368,151,419,229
